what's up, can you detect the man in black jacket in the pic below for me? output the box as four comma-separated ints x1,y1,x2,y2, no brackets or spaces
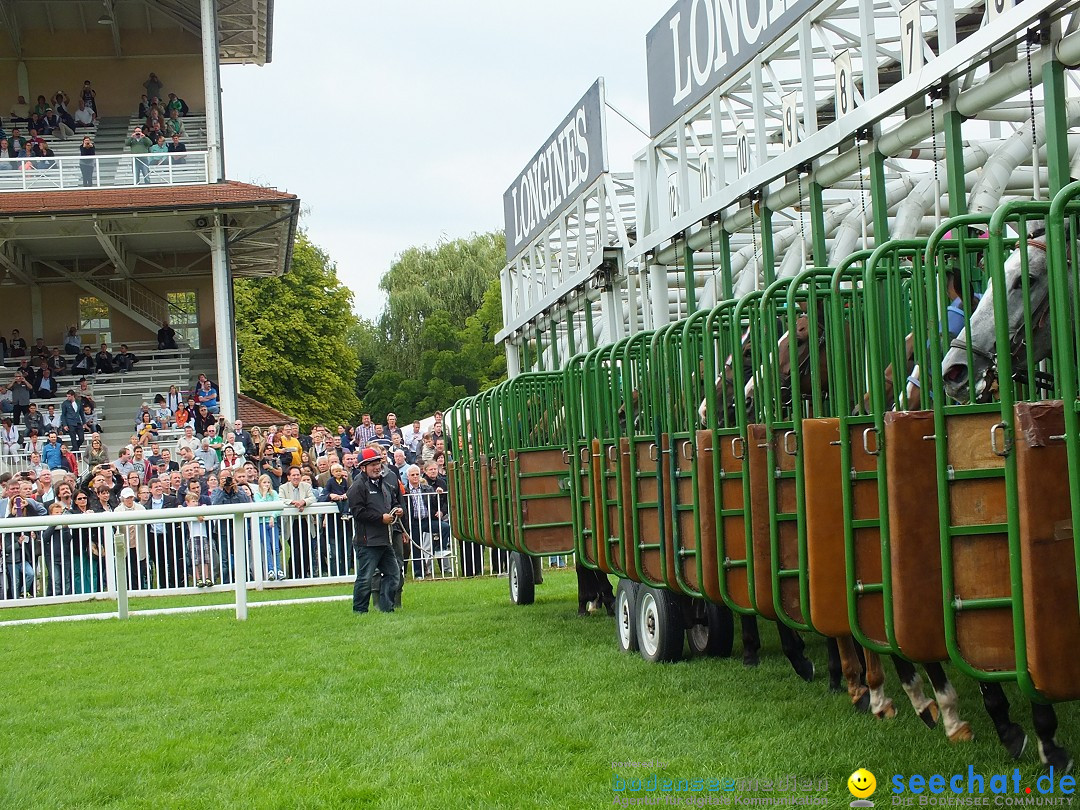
347,448,404,613
144,478,180,587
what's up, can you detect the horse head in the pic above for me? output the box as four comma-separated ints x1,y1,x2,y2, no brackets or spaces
698,328,754,425
777,309,828,409
942,223,1053,403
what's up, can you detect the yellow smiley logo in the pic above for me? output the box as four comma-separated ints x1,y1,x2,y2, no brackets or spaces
847,768,877,799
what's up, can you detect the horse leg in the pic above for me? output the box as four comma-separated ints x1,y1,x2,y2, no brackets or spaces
594,571,616,616
836,635,870,712
865,650,896,719
923,662,973,743
741,615,761,667
1031,702,1073,773
826,637,843,693
776,621,815,682
980,682,1028,760
892,657,940,729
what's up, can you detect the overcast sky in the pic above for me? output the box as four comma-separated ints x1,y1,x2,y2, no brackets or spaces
219,1,667,321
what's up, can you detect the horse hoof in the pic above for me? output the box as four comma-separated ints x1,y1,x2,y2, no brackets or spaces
919,702,940,730
792,658,814,683
875,700,897,720
829,680,843,694
743,652,760,668
854,688,871,714
1039,744,1073,774
948,723,974,744
1003,726,1028,761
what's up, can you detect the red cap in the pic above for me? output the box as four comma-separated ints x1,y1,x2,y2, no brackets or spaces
359,447,382,466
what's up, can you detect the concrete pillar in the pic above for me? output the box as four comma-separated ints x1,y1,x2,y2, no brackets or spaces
210,217,236,421
200,0,225,182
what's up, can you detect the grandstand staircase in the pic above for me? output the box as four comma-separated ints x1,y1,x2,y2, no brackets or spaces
53,270,172,336
89,117,134,185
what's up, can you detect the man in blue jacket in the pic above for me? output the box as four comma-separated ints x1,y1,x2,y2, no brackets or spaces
41,431,64,470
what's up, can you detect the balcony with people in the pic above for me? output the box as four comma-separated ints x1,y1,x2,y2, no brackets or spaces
0,85,209,191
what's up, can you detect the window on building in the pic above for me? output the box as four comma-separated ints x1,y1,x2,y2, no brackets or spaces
167,290,200,349
78,296,111,345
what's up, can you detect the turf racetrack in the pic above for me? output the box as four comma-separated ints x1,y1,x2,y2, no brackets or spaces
0,570,1075,808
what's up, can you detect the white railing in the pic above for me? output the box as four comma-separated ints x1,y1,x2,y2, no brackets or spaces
0,493,501,617
90,277,173,327
0,151,209,192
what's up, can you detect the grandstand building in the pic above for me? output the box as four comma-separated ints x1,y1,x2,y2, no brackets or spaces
0,0,299,451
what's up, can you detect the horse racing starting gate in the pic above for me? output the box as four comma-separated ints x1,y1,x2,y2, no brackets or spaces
447,0,1080,771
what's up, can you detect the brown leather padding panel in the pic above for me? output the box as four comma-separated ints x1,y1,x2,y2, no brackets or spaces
674,435,701,593
587,439,610,571
804,418,850,638
658,433,681,592
1015,401,1080,700
632,440,666,584
884,410,947,663
447,461,469,543
945,412,1013,672
747,424,776,619
578,441,599,567
694,430,725,604
848,422,886,646
478,454,494,548
717,430,753,611
514,449,575,555
618,439,641,582
774,428,804,624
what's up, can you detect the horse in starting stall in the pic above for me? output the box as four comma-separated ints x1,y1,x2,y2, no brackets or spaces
777,308,973,741
941,221,1073,772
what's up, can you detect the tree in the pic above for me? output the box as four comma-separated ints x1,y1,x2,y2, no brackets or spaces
356,275,507,420
377,232,505,379
234,233,362,427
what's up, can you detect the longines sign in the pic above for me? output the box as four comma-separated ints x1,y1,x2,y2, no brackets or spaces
646,0,816,135
503,79,607,259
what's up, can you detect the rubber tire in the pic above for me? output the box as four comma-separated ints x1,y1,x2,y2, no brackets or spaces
509,552,535,605
615,579,639,653
686,601,735,657
636,586,685,663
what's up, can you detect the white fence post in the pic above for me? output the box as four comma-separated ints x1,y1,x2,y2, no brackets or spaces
233,513,247,620
114,531,128,619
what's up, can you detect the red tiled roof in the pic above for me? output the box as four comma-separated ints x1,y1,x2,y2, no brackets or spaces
236,393,294,427
0,181,297,215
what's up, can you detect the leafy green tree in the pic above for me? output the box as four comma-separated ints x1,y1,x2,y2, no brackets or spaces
378,232,505,380
235,233,362,427
458,277,507,392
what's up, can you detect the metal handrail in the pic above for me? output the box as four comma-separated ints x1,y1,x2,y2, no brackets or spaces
0,151,210,192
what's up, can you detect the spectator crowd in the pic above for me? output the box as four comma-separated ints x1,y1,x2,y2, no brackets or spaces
0,332,475,604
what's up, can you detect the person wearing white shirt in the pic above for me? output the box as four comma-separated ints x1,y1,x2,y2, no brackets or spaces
1,418,18,456
42,405,62,434
115,488,149,589
175,425,200,457
73,101,96,128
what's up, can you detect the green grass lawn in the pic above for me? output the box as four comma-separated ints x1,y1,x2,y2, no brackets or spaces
0,570,1075,809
